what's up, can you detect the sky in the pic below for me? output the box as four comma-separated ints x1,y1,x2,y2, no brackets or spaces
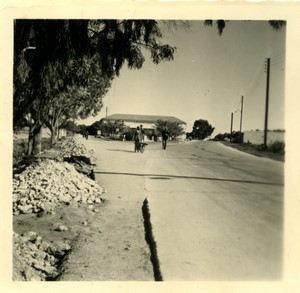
79,20,286,135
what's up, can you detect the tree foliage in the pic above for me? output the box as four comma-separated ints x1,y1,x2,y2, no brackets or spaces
89,119,126,137
14,20,176,125
13,19,177,151
63,121,81,133
155,119,185,138
192,119,215,140
204,20,286,36
42,55,113,144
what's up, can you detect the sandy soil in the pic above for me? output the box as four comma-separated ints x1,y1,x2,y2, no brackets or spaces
13,137,155,281
13,193,154,281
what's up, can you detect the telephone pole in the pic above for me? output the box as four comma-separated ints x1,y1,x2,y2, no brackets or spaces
239,95,244,133
264,58,271,148
230,112,234,142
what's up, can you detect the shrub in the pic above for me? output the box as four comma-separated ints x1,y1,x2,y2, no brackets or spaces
268,141,285,154
231,131,244,144
213,133,225,141
254,144,268,152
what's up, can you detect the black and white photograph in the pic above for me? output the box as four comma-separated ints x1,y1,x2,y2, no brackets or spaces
1,1,300,292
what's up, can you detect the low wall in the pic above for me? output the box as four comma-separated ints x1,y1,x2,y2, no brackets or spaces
243,130,285,145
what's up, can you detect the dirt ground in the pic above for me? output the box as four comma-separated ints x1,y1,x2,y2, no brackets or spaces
220,141,284,162
13,137,155,281
13,193,154,281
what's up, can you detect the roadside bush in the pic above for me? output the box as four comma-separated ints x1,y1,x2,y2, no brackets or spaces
268,141,285,154
254,144,267,152
231,131,244,144
252,141,285,154
213,133,225,141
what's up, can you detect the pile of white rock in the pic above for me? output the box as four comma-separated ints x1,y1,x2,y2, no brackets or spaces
54,136,96,164
13,159,104,215
13,231,71,281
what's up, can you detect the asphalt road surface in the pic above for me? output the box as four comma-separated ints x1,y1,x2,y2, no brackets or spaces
85,137,284,281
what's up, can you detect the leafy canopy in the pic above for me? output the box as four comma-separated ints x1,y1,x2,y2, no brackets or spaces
13,19,177,129
192,119,215,140
155,119,185,138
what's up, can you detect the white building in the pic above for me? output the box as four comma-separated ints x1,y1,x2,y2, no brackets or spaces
243,130,285,145
102,113,187,140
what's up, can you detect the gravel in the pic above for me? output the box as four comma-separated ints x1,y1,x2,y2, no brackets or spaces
13,231,71,281
13,159,104,215
13,136,105,215
13,136,106,280
54,136,96,164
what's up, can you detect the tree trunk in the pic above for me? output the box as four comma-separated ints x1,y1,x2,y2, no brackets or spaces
27,124,42,155
27,131,34,156
50,124,59,146
32,126,42,155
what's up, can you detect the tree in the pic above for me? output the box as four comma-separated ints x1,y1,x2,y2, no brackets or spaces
103,120,126,137
64,121,80,134
42,55,113,145
77,124,88,136
192,119,215,140
155,120,185,139
14,19,177,153
204,20,286,35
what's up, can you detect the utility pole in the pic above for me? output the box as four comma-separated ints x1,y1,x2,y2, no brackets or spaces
264,58,271,148
239,95,244,133
230,112,234,142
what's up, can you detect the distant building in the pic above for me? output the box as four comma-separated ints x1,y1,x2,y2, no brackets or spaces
243,130,285,145
102,113,187,140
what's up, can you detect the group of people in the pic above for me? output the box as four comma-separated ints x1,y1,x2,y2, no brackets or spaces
133,125,170,152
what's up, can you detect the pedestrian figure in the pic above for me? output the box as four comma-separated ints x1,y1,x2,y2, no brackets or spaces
85,130,89,140
139,125,145,143
161,126,169,150
133,126,140,152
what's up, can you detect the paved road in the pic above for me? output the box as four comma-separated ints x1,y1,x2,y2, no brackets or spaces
84,137,284,281
144,140,283,281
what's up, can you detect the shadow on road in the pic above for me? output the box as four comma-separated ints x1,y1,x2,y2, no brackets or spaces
94,171,283,186
106,149,135,153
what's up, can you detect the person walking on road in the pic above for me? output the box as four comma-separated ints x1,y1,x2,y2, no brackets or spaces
161,126,169,150
139,125,145,143
133,126,141,152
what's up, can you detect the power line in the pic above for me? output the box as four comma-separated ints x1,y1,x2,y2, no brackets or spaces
269,47,286,57
270,53,285,59
272,59,285,66
270,50,285,57
271,57,285,63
